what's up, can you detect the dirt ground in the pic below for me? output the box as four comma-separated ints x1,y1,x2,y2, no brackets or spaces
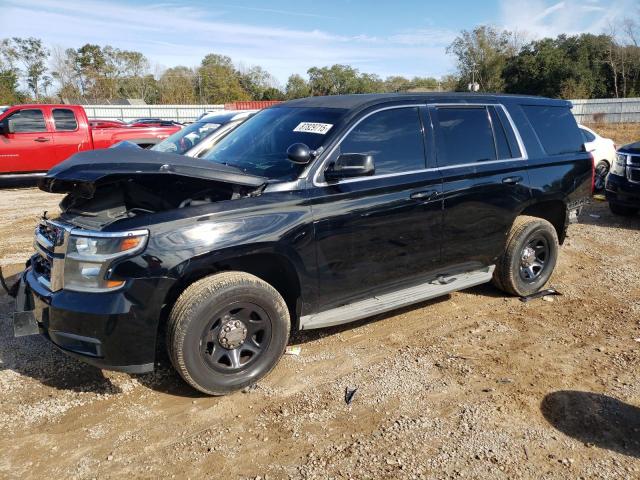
0,185,639,480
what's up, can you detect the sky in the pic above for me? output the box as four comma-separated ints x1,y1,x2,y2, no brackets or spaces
0,0,636,85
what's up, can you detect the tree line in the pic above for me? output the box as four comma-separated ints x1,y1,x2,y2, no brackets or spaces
1,20,639,105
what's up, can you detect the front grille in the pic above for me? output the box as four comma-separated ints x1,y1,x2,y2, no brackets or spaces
33,219,71,291
629,155,640,183
32,254,51,282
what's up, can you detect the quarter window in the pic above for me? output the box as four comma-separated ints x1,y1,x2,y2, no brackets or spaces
522,105,584,155
434,107,496,166
52,109,78,131
339,107,426,175
6,109,47,133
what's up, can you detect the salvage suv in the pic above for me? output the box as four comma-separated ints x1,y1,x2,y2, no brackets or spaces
8,94,593,395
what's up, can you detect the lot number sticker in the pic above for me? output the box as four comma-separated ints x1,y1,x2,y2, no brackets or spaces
293,122,333,134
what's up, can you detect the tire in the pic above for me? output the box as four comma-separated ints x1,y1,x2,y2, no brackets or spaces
609,202,638,216
167,272,290,395
593,161,609,193
492,215,559,297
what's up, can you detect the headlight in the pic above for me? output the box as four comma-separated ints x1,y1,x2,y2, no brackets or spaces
611,154,627,176
64,230,148,292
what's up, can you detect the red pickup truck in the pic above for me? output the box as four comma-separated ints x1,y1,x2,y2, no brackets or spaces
0,105,181,176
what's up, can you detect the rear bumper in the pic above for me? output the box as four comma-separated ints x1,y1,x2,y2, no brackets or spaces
16,266,173,373
605,173,640,207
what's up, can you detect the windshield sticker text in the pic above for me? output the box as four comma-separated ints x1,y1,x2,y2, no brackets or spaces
293,122,333,135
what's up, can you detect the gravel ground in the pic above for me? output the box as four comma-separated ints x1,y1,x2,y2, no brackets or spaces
0,187,639,479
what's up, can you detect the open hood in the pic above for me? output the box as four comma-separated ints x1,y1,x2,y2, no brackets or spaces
39,148,267,193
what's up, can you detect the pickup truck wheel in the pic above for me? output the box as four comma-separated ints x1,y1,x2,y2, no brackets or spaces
609,202,638,216
167,272,290,395
493,216,559,297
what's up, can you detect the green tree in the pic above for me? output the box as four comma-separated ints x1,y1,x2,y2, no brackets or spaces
197,54,249,103
239,65,280,100
307,65,384,95
11,37,49,100
0,38,22,104
503,34,613,98
285,74,310,99
447,26,517,92
158,66,197,104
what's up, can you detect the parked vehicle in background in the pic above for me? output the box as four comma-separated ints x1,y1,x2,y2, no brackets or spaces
605,140,640,216
579,124,616,192
128,118,183,128
9,93,592,395
88,119,126,129
0,106,9,114
151,110,256,155
0,105,181,177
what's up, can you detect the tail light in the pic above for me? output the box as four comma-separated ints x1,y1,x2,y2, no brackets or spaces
591,152,596,193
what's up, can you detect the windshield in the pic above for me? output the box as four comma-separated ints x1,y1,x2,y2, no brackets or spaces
151,121,220,154
202,107,345,180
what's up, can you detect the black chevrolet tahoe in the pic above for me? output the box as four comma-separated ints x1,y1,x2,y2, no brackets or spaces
605,141,640,216
8,94,593,395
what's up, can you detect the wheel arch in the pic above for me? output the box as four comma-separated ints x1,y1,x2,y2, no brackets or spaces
519,200,568,244
161,250,303,332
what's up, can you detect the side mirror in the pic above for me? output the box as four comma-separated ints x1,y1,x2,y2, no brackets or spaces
287,143,313,164
325,153,375,181
0,121,9,135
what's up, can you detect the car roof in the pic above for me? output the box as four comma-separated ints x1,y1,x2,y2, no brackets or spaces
198,110,257,124
277,93,571,110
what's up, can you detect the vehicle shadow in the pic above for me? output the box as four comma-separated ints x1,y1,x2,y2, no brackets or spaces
0,275,121,394
541,390,640,458
579,202,639,231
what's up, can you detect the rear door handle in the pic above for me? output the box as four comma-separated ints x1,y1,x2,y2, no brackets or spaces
410,190,439,201
34,137,50,143
502,176,523,185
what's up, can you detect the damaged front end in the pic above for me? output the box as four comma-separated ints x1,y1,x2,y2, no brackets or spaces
39,148,268,229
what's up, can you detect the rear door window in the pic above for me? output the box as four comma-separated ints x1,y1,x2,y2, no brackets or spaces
433,107,496,166
6,109,47,133
339,107,426,175
52,109,78,131
522,105,584,155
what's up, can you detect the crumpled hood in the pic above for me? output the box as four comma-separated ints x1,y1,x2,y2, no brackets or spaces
619,141,640,155
38,148,267,193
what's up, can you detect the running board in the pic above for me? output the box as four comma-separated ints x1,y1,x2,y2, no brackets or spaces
300,265,495,330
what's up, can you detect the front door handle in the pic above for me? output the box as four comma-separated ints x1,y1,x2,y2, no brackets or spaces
34,137,50,143
410,190,439,201
502,176,523,185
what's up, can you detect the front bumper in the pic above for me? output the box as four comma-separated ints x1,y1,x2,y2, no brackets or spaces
12,266,173,373
605,173,640,207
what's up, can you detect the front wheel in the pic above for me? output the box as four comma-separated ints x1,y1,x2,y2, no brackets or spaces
493,216,559,297
167,272,290,395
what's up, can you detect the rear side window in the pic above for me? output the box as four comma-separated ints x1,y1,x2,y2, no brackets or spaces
340,107,426,174
433,107,496,166
522,105,583,155
6,109,47,133
580,128,596,142
52,109,78,131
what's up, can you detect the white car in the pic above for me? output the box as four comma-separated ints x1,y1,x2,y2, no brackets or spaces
579,124,616,192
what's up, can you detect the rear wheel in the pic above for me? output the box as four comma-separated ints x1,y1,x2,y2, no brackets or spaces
609,202,638,216
593,161,609,193
493,216,559,297
167,272,290,395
